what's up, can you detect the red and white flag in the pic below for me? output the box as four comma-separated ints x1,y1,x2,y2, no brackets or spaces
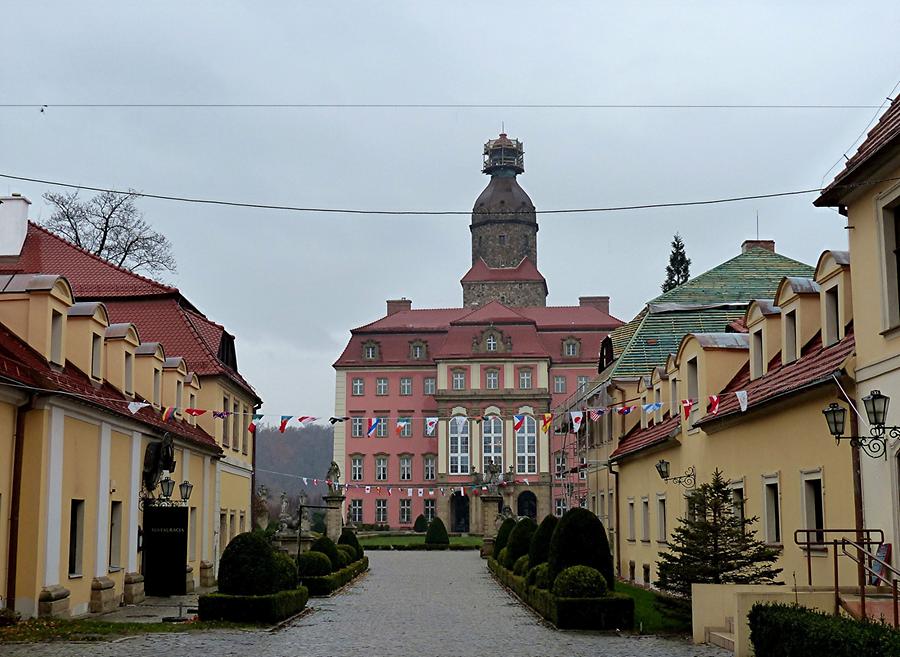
185,408,206,417
589,408,604,422
395,419,410,435
425,417,438,436
364,486,371,494
570,411,584,432
513,415,526,431
297,416,317,424
387,487,392,496
418,488,424,497
708,395,720,415
681,399,695,420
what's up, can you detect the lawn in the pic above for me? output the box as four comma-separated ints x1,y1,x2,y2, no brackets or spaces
615,581,691,635
358,534,483,547
0,618,252,643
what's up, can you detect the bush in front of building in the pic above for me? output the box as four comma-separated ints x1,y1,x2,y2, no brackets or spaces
547,508,615,591
425,517,450,549
297,550,332,577
505,517,537,563
496,548,510,569
274,550,299,591
338,528,364,560
513,555,530,576
526,562,552,590
200,587,309,624
552,565,608,598
413,514,428,532
528,514,558,567
0,607,20,626
337,544,358,565
310,536,342,572
300,556,370,597
494,517,516,554
217,531,282,596
748,602,900,657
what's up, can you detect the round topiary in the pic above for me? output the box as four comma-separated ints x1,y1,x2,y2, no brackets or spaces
513,554,530,576
413,514,428,532
526,562,552,589
425,517,450,546
273,550,298,591
494,517,516,555
337,544,357,565
528,514,558,567
506,517,537,563
334,547,351,568
338,528,364,561
547,508,615,591
496,547,509,569
552,565,609,598
297,550,332,577
310,536,342,572
218,531,279,595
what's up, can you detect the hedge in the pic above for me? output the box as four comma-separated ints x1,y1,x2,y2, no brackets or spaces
494,518,516,555
552,565,608,598
199,587,309,624
310,536,341,572
487,558,633,631
297,550,332,577
300,556,369,597
273,551,299,591
363,543,480,551
513,555,530,576
506,517,537,563
218,531,281,596
528,515,558,567
425,517,450,547
338,528,364,560
748,603,900,656
547,508,615,591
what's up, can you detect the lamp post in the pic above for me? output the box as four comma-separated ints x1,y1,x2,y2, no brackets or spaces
655,459,696,489
179,480,194,503
822,390,900,459
159,475,176,500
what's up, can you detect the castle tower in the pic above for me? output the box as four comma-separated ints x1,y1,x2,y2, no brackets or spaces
461,134,548,307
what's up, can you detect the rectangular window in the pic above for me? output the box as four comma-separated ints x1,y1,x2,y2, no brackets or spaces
669,376,678,413
452,370,465,390
554,376,566,394
608,491,615,530
751,330,764,379
219,512,227,555
188,393,197,425
577,376,589,392
784,309,798,363
68,499,85,576
515,416,537,474
424,377,436,395
239,512,245,534
579,456,587,480
50,309,64,365
424,499,436,521
376,499,387,524
124,352,134,395
424,455,436,480
350,500,363,524
565,341,578,357
176,380,184,414
641,498,650,541
376,378,388,396
188,506,198,562
892,208,900,327
351,456,363,481
153,368,161,406
109,501,123,569
687,357,699,425
657,497,667,543
91,333,102,379
824,286,840,346
486,370,499,390
482,418,503,472
241,404,249,454
400,456,412,480
400,377,412,396
449,419,470,475
803,475,825,544
222,396,230,446
519,369,532,390
399,417,412,437
730,483,745,523
627,500,635,541
232,401,240,451
400,499,411,524
376,456,388,481
351,417,364,437
555,452,566,479
764,477,781,544
555,498,567,517
230,511,236,541
376,417,388,438
352,378,364,396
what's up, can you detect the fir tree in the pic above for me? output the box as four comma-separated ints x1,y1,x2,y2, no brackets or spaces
656,469,782,598
661,233,691,292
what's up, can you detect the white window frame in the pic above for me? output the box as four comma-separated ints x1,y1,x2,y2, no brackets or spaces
398,417,412,437
518,368,532,390
515,415,537,474
641,496,650,542
751,329,764,379
824,284,841,346
375,499,387,524
424,499,436,521
50,309,64,365
656,495,667,544
627,498,636,541
400,455,412,481
577,375,589,392
400,498,412,524
424,455,436,480
400,377,412,396
351,417,364,437
801,469,825,544
376,378,389,396
485,369,499,390
579,456,587,480
482,416,503,472
376,416,388,437
449,416,470,474
376,456,388,481
351,456,363,481
452,370,466,390
554,375,566,394
486,334,498,351
352,377,364,396
784,309,798,363
564,341,578,357
350,499,363,524
555,498,567,516
424,377,436,395
364,344,378,360
555,452,566,479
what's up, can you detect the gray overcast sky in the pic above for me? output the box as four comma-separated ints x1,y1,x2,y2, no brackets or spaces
3,2,899,417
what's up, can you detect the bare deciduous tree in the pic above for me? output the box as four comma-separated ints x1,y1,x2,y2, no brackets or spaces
41,190,176,276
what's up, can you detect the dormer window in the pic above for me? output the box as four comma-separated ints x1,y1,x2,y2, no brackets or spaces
176,379,184,411
153,368,161,406
363,341,379,360
784,309,798,363
50,310,63,365
410,341,427,360
90,333,102,380
452,369,466,391
824,286,840,346
563,338,581,358
751,329,764,379
124,352,134,395
486,334,498,351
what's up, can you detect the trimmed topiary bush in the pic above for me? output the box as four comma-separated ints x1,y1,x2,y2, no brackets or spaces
496,547,509,569
425,517,450,547
310,536,342,572
548,508,615,591
273,550,298,591
528,562,552,589
506,517,537,563
218,531,280,595
528,514,558,567
337,544,357,565
494,517,516,555
297,550,332,577
513,555,530,576
338,528,364,561
413,514,428,532
199,587,308,623
552,565,608,598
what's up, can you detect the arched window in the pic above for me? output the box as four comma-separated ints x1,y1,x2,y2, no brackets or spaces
482,416,503,471
515,415,537,474
449,416,470,475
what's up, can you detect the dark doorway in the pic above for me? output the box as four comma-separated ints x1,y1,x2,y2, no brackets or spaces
517,491,537,519
142,505,188,596
450,493,470,533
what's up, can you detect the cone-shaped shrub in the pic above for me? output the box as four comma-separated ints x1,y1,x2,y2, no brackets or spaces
494,517,516,555
425,517,450,546
413,514,428,532
296,550,332,577
310,536,341,573
528,514,558,567
218,531,279,595
506,517,537,563
338,528,364,560
547,508,615,591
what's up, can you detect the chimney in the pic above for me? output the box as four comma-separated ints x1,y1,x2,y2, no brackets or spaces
386,298,412,315
0,194,30,257
741,239,775,254
579,296,610,314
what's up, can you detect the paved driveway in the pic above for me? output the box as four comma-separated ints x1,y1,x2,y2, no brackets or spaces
4,552,727,657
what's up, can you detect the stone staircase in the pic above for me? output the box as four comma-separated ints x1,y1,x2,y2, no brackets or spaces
840,593,898,625
704,615,735,652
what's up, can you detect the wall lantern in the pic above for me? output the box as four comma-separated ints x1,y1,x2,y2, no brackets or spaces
655,459,696,489
159,475,176,499
822,391,899,459
179,480,194,502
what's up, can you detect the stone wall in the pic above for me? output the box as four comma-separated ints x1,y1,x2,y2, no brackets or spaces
462,280,547,307
471,220,537,268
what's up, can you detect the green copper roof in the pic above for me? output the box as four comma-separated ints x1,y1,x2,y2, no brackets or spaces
610,247,814,378
609,308,647,358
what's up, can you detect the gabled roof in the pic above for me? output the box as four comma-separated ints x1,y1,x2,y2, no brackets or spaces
460,257,547,285
451,301,535,325
610,413,680,460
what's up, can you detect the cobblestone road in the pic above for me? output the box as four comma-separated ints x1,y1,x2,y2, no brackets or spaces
5,552,727,657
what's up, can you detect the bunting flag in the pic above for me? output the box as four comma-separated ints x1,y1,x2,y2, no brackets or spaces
407,488,413,497
279,416,293,433
161,406,177,421
418,488,424,497
128,401,150,414
735,390,749,412
589,408,604,422
425,417,438,436
454,416,468,431
616,406,635,415
429,488,435,496
708,395,720,415
459,486,465,496
641,402,663,414
365,486,371,494
570,411,584,432
472,415,484,424
395,419,410,435
297,416,317,424
387,487,392,496
212,410,230,419
302,477,308,485
523,478,530,486
313,479,319,486
541,413,553,433
681,399,695,420
367,418,381,436
248,413,264,434
185,408,206,417
513,414,526,431
375,486,382,494
329,416,351,424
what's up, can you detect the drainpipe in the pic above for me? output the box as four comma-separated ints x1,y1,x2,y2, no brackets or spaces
6,393,35,609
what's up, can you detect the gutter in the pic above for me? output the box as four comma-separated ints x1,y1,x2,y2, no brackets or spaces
6,392,36,609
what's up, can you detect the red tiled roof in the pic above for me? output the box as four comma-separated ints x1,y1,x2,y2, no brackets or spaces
0,321,220,451
816,97,900,206
697,330,855,425
451,301,535,325
436,323,546,359
519,305,622,329
610,413,680,460
460,257,547,284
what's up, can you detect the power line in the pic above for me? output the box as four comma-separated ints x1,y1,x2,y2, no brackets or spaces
4,102,885,110
2,171,895,218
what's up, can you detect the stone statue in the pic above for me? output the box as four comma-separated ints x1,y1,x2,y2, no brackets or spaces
326,461,341,493
278,491,290,532
495,505,515,530
298,491,311,533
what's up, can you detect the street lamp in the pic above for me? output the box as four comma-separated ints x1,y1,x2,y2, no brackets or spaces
159,475,176,499
179,480,194,502
655,459,696,489
821,391,900,459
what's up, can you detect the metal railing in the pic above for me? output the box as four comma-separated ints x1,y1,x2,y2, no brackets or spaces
793,528,884,586
838,537,900,627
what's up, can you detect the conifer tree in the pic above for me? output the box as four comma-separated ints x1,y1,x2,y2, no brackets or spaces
656,469,781,598
661,233,691,292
